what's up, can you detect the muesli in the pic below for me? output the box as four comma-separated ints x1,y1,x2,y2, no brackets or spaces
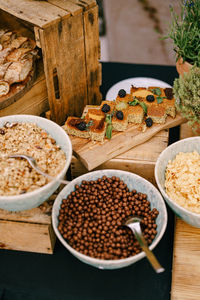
0,121,66,196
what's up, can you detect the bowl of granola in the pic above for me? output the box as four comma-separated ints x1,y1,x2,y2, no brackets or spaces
0,114,72,211
155,137,200,228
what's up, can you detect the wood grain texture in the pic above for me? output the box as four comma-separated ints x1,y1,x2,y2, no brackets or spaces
171,219,200,300
0,0,69,28
0,191,60,254
83,5,102,107
71,129,169,186
66,114,187,170
39,11,88,123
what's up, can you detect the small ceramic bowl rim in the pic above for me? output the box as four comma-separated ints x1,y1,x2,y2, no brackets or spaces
0,115,72,201
155,136,200,218
52,169,168,267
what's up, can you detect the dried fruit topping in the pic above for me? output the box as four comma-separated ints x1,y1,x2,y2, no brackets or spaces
145,117,153,127
75,121,87,131
164,88,173,100
116,111,124,120
0,128,5,135
101,103,111,113
118,89,126,98
146,95,155,102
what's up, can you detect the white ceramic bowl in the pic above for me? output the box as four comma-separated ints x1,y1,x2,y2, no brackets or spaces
52,169,167,270
0,114,72,211
155,137,200,228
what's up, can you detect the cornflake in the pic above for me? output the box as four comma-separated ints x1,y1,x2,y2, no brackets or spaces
165,151,200,214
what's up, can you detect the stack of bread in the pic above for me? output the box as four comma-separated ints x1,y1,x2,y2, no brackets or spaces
0,28,38,97
64,85,176,142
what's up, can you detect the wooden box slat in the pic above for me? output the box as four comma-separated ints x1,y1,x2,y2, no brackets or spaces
0,192,60,254
0,0,101,124
0,0,69,28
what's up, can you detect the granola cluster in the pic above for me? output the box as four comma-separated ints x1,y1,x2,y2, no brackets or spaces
0,122,66,196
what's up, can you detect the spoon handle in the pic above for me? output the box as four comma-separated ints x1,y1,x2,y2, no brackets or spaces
128,222,165,273
33,165,70,185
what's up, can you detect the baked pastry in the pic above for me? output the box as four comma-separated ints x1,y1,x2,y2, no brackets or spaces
64,116,90,139
147,86,176,118
112,110,128,131
147,105,166,124
85,108,107,142
0,80,9,96
127,104,144,124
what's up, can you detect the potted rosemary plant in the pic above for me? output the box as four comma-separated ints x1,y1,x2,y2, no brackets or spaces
164,0,200,75
173,66,200,135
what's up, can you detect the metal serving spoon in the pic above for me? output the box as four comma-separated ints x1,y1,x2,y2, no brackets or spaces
124,216,165,273
8,154,70,185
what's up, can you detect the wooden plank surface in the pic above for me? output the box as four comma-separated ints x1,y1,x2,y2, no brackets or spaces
171,219,200,300
0,0,70,28
171,122,199,300
65,114,186,171
83,5,102,107
0,190,61,254
71,129,169,186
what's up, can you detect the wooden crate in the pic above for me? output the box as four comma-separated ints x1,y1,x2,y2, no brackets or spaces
0,0,102,124
71,129,169,186
0,188,64,254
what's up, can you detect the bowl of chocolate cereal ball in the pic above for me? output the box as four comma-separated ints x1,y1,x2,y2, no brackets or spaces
155,137,200,228
52,169,167,269
0,114,72,211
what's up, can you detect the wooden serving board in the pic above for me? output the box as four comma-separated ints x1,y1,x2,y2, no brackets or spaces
65,113,187,171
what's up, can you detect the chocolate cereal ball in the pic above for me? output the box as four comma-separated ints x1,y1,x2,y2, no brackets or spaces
58,176,159,260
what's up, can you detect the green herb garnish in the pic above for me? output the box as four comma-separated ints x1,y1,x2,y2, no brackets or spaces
129,97,147,114
86,120,94,129
150,88,162,96
105,113,113,139
156,96,166,104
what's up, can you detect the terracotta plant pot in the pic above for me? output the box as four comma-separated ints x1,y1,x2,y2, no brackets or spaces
192,122,200,136
176,57,192,76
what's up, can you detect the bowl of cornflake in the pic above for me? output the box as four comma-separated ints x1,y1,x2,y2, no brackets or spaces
0,115,72,211
155,137,200,228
